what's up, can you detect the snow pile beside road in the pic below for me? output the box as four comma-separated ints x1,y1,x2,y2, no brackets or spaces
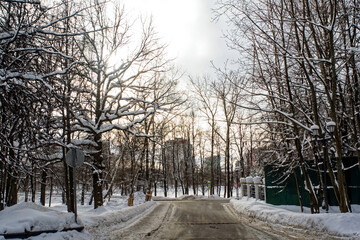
82,201,156,228
0,202,81,235
0,191,156,240
83,200,157,240
81,191,150,226
231,197,360,238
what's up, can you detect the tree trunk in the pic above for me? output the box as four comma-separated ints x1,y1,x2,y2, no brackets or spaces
81,182,86,205
293,170,303,213
40,170,47,206
210,119,215,195
69,167,75,211
24,175,29,203
62,148,70,211
162,146,167,197
93,134,104,209
31,164,36,203
329,23,351,212
226,123,231,198
6,173,17,207
49,177,53,207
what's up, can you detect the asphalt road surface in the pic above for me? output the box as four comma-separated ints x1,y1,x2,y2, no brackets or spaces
109,198,293,240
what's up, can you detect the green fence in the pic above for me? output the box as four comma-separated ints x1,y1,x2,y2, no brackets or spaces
265,157,360,207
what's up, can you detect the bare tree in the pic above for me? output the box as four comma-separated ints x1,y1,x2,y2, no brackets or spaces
0,0,83,210
215,0,359,212
190,76,219,195
73,1,169,208
211,69,242,198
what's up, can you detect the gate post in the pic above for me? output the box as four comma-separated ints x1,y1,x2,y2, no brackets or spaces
254,176,262,200
246,176,253,198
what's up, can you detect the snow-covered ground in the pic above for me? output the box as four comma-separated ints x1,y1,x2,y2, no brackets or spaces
231,197,360,239
0,191,156,240
0,189,359,239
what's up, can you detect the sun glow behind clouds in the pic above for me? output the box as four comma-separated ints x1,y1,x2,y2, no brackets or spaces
124,0,225,76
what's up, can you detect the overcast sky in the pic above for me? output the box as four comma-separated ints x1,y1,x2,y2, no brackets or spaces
124,0,236,77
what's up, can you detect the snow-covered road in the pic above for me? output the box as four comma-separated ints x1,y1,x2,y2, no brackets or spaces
109,198,291,240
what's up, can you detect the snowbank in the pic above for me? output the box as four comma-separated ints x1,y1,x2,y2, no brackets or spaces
0,202,81,235
82,200,156,229
231,197,360,239
0,191,156,240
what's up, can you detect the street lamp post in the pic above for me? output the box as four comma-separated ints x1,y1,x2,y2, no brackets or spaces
311,121,335,213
